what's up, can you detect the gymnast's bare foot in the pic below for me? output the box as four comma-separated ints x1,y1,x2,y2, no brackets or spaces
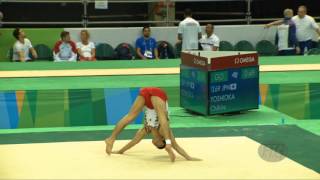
105,138,114,155
111,150,124,154
187,157,202,161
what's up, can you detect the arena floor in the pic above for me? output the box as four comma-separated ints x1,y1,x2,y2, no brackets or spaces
0,55,320,179
1,137,319,179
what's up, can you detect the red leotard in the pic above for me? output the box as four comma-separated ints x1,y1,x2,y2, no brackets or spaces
139,87,168,109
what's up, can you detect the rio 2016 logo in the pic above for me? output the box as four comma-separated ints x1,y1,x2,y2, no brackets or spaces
214,73,225,81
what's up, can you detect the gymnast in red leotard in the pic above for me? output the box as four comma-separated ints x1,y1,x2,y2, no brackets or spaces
104,87,200,162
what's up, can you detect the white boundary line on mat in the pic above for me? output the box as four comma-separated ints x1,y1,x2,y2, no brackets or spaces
0,64,320,78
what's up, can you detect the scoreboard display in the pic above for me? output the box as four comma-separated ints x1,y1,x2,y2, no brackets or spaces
180,65,208,114
209,66,259,114
180,51,259,115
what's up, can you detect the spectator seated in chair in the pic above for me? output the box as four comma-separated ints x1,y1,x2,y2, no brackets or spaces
12,28,38,62
135,26,159,60
199,24,220,51
77,30,96,61
53,31,77,62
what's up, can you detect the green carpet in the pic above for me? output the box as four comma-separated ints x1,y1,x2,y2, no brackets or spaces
0,105,319,136
1,71,320,91
1,56,319,173
0,55,319,71
1,56,320,91
0,105,292,134
1,104,319,135
0,60,180,71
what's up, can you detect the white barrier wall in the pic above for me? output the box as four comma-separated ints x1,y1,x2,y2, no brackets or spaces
65,24,319,48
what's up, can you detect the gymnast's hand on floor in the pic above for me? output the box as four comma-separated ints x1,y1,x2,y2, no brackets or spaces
165,144,176,162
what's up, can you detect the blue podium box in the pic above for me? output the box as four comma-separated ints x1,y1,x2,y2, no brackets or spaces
180,51,259,115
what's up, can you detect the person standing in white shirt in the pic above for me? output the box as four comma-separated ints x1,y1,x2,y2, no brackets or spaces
265,5,320,55
275,9,300,56
77,30,96,61
292,6,320,54
200,24,220,51
177,8,202,51
12,28,38,62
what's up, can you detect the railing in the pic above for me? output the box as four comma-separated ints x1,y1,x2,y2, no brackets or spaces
0,0,319,27
1,0,246,2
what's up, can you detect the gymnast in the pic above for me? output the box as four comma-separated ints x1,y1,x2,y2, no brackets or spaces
105,87,201,162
